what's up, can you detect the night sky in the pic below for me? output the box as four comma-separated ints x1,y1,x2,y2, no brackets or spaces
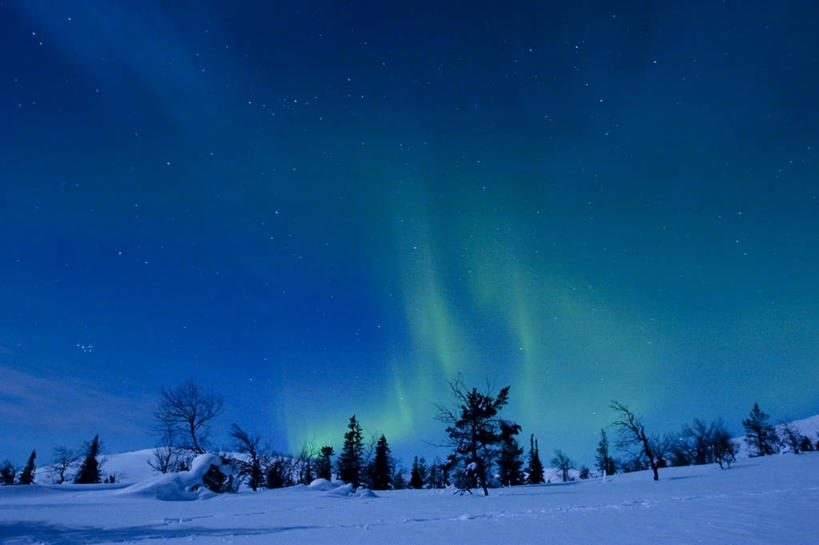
2,1,818,467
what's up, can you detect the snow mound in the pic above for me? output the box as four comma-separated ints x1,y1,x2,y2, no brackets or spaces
308,478,340,491
322,483,379,498
116,454,227,501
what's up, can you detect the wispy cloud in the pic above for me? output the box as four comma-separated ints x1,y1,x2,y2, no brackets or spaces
0,365,151,435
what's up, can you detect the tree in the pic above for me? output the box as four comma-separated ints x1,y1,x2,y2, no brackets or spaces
742,403,777,456
368,435,393,490
779,421,806,454
52,447,76,484
526,434,545,484
550,449,573,482
610,401,659,481
799,435,815,452
497,420,524,486
337,415,364,488
230,424,265,490
74,435,102,484
148,446,181,474
315,446,334,481
710,419,737,469
426,457,448,489
265,457,294,489
408,456,427,489
0,461,15,485
154,380,223,454
595,429,616,476
437,378,511,495
17,450,36,485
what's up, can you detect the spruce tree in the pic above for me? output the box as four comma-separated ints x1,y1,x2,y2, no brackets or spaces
337,415,364,488
595,429,616,475
315,446,334,480
17,450,36,485
497,421,524,486
368,435,393,490
742,403,777,456
526,434,545,484
0,461,15,485
408,456,426,489
74,435,102,484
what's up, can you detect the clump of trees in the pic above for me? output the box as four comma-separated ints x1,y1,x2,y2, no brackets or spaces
526,434,545,484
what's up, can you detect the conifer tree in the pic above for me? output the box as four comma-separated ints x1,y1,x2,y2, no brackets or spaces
437,378,511,495
497,421,524,486
0,461,15,485
408,456,427,489
315,446,334,480
595,429,616,475
742,403,777,456
74,435,102,484
17,450,36,485
526,434,545,484
337,415,364,488
368,435,393,490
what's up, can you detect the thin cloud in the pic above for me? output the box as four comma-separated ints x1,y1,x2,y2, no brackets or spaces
0,365,151,435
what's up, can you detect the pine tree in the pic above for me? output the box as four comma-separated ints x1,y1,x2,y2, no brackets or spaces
315,446,334,481
497,421,524,486
0,461,15,485
742,403,777,456
74,435,102,484
368,435,393,490
337,415,364,488
408,456,427,489
437,379,511,495
526,434,545,484
17,450,36,485
595,429,616,475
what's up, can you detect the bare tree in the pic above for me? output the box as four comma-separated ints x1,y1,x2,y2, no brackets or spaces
230,423,266,490
154,380,224,454
148,446,181,474
550,450,573,482
52,446,76,484
610,401,659,481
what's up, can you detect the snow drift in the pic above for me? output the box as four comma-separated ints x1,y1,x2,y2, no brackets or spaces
116,454,229,501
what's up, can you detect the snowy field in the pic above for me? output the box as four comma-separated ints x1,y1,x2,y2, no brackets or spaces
1,451,817,545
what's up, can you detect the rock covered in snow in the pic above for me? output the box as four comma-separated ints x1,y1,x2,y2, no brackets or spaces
116,453,230,501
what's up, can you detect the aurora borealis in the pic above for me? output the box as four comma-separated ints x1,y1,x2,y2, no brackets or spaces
1,1,818,466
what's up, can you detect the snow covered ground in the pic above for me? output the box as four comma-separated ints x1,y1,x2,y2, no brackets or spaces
2,450,818,544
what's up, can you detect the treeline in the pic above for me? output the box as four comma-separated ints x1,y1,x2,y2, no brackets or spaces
3,379,817,492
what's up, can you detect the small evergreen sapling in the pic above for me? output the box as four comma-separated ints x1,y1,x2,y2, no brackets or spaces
17,450,36,485
74,435,102,484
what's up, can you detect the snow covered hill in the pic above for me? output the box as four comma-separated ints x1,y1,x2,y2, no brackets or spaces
3,451,818,545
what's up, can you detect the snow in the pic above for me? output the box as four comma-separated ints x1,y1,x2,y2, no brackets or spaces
2,451,817,544
115,453,228,501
